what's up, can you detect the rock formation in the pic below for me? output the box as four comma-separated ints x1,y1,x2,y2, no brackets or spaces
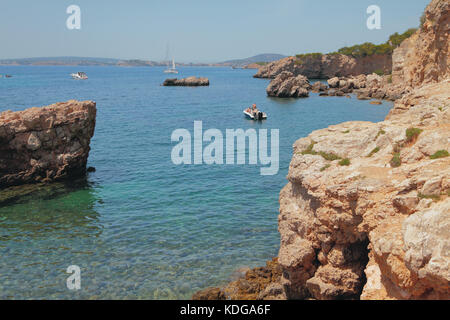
276,0,449,300
266,71,311,98
193,258,285,300
193,0,449,301
254,54,392,79
162,76,210,86
0,100,97,188
392,0,449,87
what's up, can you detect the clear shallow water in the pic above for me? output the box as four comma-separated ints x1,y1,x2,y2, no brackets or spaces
0,66,392,299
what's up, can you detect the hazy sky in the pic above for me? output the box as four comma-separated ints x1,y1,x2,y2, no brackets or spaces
0,0,429,62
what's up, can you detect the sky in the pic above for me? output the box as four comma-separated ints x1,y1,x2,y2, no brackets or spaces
0,0,429,62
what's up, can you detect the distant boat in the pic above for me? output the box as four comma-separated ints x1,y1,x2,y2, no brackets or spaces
71,72,88,80
5,74,12,78
243,109,267,120
164,59,178,74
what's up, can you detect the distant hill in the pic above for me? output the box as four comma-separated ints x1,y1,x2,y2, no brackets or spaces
219,54,287,67
0,54,287,67
0,56,211,67
0,57,121,66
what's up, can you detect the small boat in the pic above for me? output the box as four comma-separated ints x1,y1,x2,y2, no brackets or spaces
164,59,178,74
243,109,267,120
71,72,88,80
5,74,12,78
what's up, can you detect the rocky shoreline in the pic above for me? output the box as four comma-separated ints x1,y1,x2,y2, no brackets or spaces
193,0,449,300
0,100,96,188
266,71,409,101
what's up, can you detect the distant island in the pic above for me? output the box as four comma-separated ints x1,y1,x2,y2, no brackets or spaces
0,54,286,68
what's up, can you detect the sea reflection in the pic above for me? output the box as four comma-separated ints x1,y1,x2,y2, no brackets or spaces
0,178,103,299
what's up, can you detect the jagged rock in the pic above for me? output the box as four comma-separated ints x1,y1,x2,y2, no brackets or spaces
0,100,96,188
163,76,209,86
278,76,449,300
327,77,340,88
402,201,450,298
392,0,450,87
266,72,311,98
311,81,328,92
192,258,284,300
192,287,226,300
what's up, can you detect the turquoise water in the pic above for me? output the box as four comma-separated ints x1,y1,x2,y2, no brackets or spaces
0,66,392,299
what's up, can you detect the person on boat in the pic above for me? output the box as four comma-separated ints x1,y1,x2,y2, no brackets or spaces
251,104,259,116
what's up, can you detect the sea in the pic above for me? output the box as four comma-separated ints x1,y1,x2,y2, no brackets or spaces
0,66,392,299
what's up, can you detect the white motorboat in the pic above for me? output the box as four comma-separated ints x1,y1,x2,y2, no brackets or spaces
71,72,88,80
243,109,267,120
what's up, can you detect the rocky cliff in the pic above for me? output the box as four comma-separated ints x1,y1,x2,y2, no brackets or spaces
392,0,449,87
0,100,96,188
277,0,449,300
192,0,449,301
254,54,392,79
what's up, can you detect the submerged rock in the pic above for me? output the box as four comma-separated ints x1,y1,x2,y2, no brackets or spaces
163,76,209,86
0,100,97,188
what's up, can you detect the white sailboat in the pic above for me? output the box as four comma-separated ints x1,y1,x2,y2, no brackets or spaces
164,58,178,74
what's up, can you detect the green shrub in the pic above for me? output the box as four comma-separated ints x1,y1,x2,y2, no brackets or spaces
301,142,316,155
405,127,423,143
338,158,350,166
320,164,331,172
420,12,426,28
375,129,386,139
418,193,440,201
319,152,341,161
390,153,401,167
430,150,449,159
388,29,417,47
373,69,384,76
336,29,416,58
368,147,380,157
342,130,350,134
295,53,323,60
387,75,392,83
301,142,341,161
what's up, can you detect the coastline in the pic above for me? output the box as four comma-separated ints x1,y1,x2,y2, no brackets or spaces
193,0,449,300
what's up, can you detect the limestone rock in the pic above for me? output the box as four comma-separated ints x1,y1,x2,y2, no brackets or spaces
392,0,450,87
266,72,311,98
278,77,449,299
0,100,97,188
254,54,392,79
311,81,328,92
